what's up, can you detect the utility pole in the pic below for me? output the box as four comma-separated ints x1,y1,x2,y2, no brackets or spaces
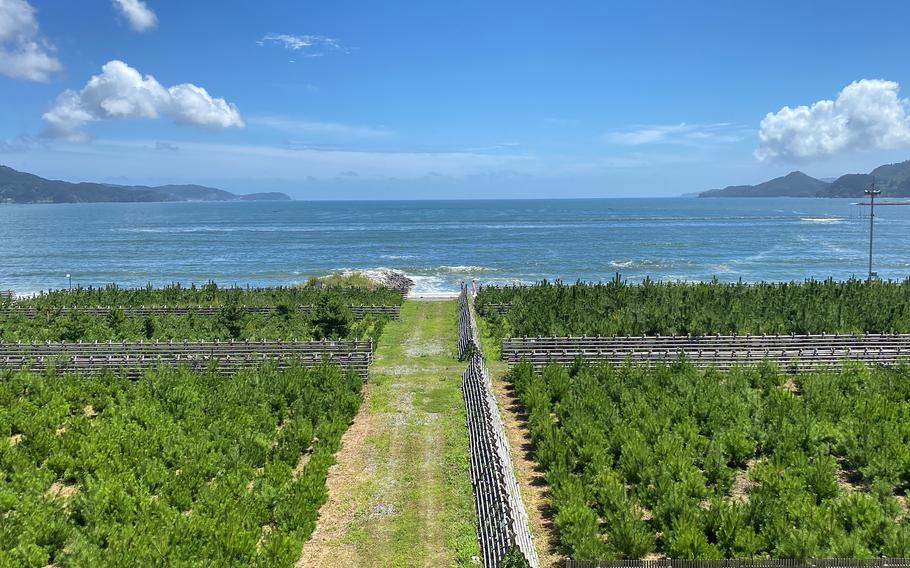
865,177,881,282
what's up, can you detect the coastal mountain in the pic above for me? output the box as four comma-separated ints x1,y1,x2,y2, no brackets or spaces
699,171,828,198
130,184,239,201
699,159,910,198
0,165,291,204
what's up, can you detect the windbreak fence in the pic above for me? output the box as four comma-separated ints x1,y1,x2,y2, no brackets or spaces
0,339,374,380
502,335,910,370
458,285,539,568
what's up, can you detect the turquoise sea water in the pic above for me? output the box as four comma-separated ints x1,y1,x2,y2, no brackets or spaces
1,198,908,295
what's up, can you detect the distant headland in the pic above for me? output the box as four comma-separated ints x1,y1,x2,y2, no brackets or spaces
0,165,291,204
698,158,910,198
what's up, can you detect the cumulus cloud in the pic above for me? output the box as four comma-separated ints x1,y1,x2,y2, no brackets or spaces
42,60,243,141
756,79,910,161
258,34,345,57
605,123,743,146
0,0,61,81
112,0,157,32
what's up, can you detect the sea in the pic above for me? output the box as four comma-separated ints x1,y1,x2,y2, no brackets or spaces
1,198,908,296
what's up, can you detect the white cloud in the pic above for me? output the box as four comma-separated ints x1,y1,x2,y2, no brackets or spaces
249,116,393,139
71,138,657,182
259,34,345,57
0,134,36,152
112,0,157,32
0,0,61,81
42,60,243,141
605,123,742,146
756,79,910,161
69,138,536,180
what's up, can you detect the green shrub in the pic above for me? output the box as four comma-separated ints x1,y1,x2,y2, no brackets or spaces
0,364,361,567
510,360,910,560
312,297,353,340
478,278,910,337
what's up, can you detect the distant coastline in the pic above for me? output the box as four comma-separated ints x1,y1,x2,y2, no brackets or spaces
0,165,291,204
698,158,910,198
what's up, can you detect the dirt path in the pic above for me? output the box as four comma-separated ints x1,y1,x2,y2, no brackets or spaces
297,300,478,568
478,318,564,567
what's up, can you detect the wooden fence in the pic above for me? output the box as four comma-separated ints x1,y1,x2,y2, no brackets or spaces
0,339,373,381
501,334,910,371
1,304,400,320
477,302,512,316
459,286,539,568
458,290,478,360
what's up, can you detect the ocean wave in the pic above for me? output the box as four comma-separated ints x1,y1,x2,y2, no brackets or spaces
608,259,674,269
407,274,450,294
112,218,798,236
422,265,497,273
711,264,740,274
477,276,537,287
329,265,500,294
801,217,845,224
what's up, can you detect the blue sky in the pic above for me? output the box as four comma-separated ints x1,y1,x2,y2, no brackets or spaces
3,0,910,198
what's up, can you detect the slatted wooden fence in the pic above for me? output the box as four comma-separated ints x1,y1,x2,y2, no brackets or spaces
459,286,539,568
478,302,512,316
502,334,910,370
0,339,373,380
458,290,478,360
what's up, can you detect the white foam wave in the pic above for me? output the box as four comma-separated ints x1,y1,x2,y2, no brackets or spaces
427,265,496,273
407,274,450,294
801,217,845,224
711,264,739,274
477,277,537,287
608,259,672,269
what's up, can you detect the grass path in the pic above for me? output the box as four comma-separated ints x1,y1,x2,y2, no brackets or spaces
297,300,479,568
476,315,564,567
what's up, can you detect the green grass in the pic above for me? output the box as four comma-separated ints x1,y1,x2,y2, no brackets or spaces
299,300,479,568
306,272,384,290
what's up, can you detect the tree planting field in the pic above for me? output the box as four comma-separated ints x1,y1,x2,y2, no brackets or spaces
1,283,399,342
0,364,362,567
477,278,910,338
511,360,910,561
13,283,404,309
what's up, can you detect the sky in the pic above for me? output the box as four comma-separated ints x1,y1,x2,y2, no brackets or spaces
3,0,910,199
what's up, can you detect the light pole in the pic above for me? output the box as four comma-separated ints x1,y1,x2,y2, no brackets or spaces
66,273,72,290
864,178,881,282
